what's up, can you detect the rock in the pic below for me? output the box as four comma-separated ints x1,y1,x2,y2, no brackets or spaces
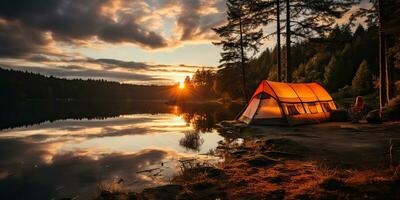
269,175,290,184
366,109,382,124
216,120,247,135
320,178,351,191
266,189,285,200
264,138,308,154
141,184,183,200
231,149,248,156
263,151,302,160
331,109,349,122
383,95,400,121
246,155,278,167
191,181,215,190
127,192,139,200
97,190,127,200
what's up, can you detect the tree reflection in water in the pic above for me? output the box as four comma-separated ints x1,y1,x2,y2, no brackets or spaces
176,103,242,133
175,103,242,151
0,101,243,131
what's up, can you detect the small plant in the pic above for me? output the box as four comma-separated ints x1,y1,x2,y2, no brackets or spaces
179,130,204,152
95,180,125,200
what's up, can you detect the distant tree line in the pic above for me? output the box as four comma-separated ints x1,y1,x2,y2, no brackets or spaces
0,67,172,101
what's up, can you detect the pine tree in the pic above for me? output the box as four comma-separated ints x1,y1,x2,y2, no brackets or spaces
352,60,373,95
213,0,263,100
284,0,356,82
324,55,338,91
324,45,353,92
248,0,282,81
302,52,331,83
251,0,356,82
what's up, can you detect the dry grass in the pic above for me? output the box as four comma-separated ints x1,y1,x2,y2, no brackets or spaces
94,181,129,200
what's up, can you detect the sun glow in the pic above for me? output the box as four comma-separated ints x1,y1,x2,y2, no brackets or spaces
179,81,185,89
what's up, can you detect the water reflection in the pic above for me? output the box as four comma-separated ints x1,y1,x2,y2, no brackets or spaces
0,101,242,199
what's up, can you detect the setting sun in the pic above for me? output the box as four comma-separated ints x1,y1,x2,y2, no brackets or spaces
179,81,185,89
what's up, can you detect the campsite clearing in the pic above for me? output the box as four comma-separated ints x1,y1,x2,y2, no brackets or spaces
238,121,400,169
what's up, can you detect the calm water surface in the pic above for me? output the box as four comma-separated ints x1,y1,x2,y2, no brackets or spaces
0,101,241,199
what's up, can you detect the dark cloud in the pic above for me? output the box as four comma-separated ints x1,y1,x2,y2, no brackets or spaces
25,56,152,71
25,54,215,72
27,54,54,62
177,0,226,41
73,58,213,73
0,0,226,56
178,0,202,40
0,0,169,55
92,58,150,70
0,21,50,57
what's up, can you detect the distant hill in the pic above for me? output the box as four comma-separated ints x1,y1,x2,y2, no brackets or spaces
0,67,173,101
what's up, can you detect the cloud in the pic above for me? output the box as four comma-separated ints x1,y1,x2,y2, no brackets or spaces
91,58,149,70
1,64,167,82
0,20,52,57
0,0,223,83
1,53,216,84
0,0,169,50
176,0,226,41
0,0,226,58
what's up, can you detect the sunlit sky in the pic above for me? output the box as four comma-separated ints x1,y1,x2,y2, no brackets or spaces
0,0,369,85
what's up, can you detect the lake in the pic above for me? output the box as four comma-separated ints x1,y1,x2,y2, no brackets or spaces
0,101,242,199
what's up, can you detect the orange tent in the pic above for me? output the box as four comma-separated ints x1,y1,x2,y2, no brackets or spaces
238,80,337,125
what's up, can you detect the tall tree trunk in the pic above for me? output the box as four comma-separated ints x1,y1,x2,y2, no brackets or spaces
378,0,388,112
386,39,394,100
239,15,248,100
285,0,291,83
276,0,282,82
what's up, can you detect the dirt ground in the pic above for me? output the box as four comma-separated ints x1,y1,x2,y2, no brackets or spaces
243,121,400,169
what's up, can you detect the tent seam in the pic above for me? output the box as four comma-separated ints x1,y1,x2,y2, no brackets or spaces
287,84,308,114
265,81,286,120
305,84,328,120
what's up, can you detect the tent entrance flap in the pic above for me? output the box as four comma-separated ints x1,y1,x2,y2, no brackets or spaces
239,98,261,124
254,98,282,119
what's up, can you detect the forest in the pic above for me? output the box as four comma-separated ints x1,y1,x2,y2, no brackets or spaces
0,67,172,101
183,0,400,108
184,25,399,102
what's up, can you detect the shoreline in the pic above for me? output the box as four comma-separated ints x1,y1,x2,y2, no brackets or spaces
96,122,400,199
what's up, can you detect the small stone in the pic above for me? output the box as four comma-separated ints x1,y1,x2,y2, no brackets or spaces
366,109,382,124
246,155,278,167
